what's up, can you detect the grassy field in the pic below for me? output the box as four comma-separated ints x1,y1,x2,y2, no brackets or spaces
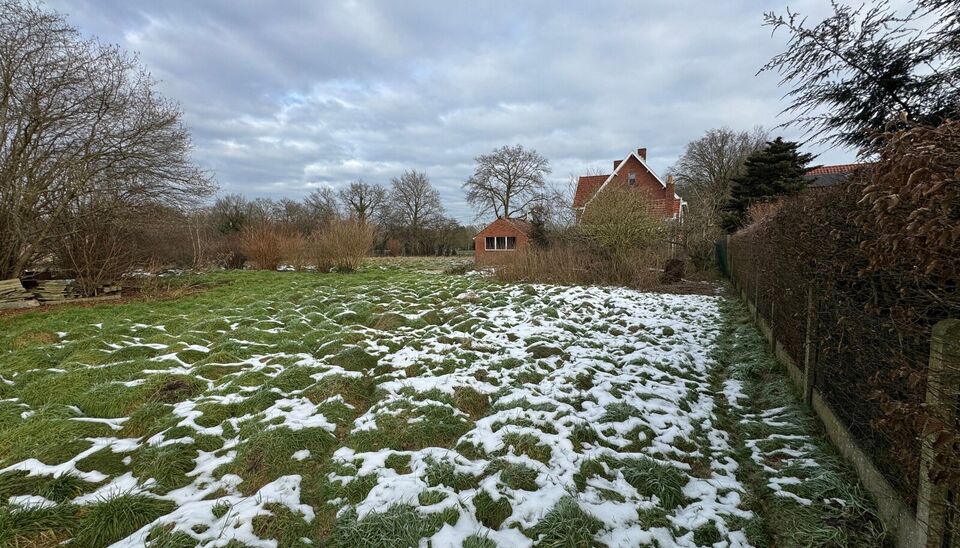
0,259,885,547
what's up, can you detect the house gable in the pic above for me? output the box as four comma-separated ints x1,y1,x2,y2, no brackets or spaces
573,148,684,220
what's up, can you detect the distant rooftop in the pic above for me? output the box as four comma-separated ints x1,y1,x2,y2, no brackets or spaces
805,163,868,187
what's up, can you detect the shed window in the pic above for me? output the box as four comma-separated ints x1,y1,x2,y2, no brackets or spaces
484,235,518,251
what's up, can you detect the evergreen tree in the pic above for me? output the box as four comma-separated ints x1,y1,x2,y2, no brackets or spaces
528,204,549,248
722,137,815,231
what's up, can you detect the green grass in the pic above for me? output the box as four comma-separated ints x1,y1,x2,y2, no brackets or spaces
473,489,512,529
227,425,338,493
489,459,539,491
330,506,457,548
0,264,890,547
710,297,889,547
0,504,77,546
528,497,603,547
132,443,198,493
346,403,470,452
618,457,687,511
74,493,174,547
424,459,480,491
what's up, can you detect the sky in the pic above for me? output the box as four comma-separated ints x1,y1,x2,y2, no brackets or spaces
48,0,857,223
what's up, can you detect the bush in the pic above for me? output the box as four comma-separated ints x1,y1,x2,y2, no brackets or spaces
240,223,285,270
577,188,670,261
310,220,374,272
54,202,135,296
278,231,309,271
495,239,669,289
494,189,677,289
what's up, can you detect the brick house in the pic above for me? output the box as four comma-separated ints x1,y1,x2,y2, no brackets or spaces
474,217,533,264
574,147,684,221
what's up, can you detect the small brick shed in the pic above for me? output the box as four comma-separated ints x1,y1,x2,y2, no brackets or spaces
474,217,533,264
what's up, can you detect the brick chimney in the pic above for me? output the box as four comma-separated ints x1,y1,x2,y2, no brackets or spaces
637,147,647,160
665,174,676,196
613,159,622,170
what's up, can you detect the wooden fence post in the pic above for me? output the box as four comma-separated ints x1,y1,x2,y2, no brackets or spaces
802,286,818,405
916,318,960,548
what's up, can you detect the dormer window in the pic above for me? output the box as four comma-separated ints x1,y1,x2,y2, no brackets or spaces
628,171,637,186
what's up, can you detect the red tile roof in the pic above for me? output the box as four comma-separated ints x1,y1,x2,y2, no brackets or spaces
806,164,863,175
573,175,608,208
504,217,533,235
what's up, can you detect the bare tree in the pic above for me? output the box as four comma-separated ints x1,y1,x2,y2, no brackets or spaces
304,187,341,227
387,170,444,254
464,144,551,219
671,127,768,221
338,179,387,225
0,1,214,279
669,127,768,269
211,194,253,234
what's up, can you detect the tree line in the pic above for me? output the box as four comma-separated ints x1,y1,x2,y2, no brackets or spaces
208,170,474,261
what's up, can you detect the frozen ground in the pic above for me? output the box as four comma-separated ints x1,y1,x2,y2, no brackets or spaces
0,263,885,547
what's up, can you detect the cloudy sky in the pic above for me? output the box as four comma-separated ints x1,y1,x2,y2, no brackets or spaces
49,0,855,222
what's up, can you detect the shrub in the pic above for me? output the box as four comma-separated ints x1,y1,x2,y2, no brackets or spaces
577,188,670,262
278,231,309,270
54,202,135,296
493,189,678,289
240,223,285,270
494,240,669,289
310,220,375,272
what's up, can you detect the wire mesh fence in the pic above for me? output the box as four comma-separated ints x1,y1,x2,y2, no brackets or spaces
724,182,958,524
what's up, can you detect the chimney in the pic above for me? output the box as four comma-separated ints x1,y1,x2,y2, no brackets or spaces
613,159,622,170
666,174,676,196
637,148,647,160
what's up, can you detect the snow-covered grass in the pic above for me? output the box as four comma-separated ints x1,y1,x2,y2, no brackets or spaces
0,259,884,546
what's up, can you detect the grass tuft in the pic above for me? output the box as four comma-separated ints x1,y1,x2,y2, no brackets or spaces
132,443,198,493
529,497,603,547
473,489,512,529
74,493,173,547
619,457,686,511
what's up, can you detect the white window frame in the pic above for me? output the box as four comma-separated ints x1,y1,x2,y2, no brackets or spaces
484,235,518,251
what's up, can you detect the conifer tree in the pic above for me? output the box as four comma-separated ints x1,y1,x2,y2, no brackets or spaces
722,138,814,231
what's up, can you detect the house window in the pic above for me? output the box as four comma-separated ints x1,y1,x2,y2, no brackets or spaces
628,171,637,185
484,235,518,251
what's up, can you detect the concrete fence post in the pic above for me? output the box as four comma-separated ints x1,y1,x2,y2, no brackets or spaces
726,235,733,289
753,263,759,322
916,318,960,548
769,299,776,353
802,286,818,405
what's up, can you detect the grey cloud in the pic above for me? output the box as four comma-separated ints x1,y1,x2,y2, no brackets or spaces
48,0,857,222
